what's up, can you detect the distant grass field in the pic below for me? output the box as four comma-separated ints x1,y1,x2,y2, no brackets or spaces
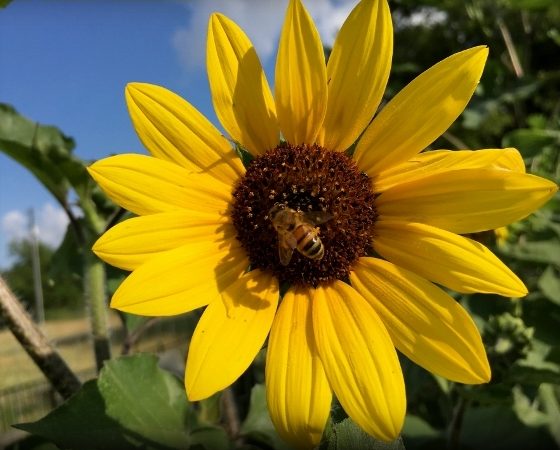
0,312,120,390
0,311,195,436
0,311,194,389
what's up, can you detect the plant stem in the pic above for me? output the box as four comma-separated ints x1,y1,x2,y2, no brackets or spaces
0,276,81,399
221,388,241,441
497,16,524,78
84,248,111,371
447,396,468,450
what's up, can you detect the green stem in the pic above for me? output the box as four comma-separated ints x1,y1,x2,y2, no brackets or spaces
84,248,111,371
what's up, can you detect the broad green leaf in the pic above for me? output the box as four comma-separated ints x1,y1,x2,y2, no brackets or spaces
461,405,556,449
538,266,560,305
401,415,444,448
502,128,560,158
539,384,560,446
0,103,79,206
97,354,194,447
512,386,549,427
500,239,560,265
17,354,196,449
16,380,141,450
508,361,560,385
326,419,406,450
240,384,291,450
190,426,231,450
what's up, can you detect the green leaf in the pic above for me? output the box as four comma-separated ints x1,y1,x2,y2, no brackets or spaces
0,103,77,206
326,419,406,450
502,129,560,158
190,426,231,450
538,266,560,304
16,380,140,450
500,239,560,265
512,386,550,427
17,354,196,449
539,384,560,446
402,415,440,439
461,404,556,449
507,361,560,385
0,0,13,8
240,384,291,450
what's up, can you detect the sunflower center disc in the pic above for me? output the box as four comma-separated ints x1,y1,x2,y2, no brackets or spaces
231,143,378,287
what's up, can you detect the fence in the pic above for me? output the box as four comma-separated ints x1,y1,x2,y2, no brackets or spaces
0,314,196,438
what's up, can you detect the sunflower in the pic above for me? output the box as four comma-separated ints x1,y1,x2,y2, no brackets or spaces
88,0,557,447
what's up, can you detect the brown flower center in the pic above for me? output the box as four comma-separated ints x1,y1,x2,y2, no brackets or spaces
231,143,377,287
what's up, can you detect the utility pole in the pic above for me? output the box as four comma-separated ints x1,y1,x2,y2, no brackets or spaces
28,209,45,323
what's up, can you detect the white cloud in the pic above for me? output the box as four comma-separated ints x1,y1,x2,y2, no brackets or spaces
1,203,69,249
172,0,358,71
1,210,27,242
37,203,69,248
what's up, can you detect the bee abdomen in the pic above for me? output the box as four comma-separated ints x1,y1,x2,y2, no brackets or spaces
296,228,324,260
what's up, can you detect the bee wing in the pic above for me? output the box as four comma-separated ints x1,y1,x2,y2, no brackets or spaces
277,234,296,266
302,210,333,225
278,244,294,266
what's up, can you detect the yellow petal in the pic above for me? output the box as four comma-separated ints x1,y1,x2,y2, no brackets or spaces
186,270,279,400
275,0,327,146
207,13,279,156
266,286,331,449
376,168,558,234
93,210,232,271
494,147,526,172
354,46,488,174
350,258,490,384
125,83,244,185
374,221,527,297
87,154,231,216
320,0,392,152
312,281,405,441
111,241,248,316
375,148,524,192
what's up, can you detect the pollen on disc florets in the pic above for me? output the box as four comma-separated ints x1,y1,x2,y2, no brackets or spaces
231,143,378,287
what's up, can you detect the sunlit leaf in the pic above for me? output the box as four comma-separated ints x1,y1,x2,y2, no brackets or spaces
17,354,197,449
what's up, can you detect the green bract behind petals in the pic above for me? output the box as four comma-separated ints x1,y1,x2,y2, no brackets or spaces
354,46,488,175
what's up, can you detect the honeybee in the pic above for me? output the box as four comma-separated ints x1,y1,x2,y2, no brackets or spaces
268,203,332,266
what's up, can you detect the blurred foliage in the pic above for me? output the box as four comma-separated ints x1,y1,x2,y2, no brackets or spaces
0,240,82,316
3,0,560,449
387,0,560,449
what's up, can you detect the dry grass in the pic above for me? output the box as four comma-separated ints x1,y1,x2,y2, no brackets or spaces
0,312,192,390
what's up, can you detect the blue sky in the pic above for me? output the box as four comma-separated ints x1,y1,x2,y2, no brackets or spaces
0,0,357,268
